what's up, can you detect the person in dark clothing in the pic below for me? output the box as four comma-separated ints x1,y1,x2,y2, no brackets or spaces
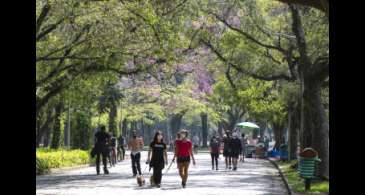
230,132,242,171
223,131,232,169
106,132,113,167
110,134,117,166
210,135,220,170
118,135,126,161
147,130,168,188
94,125,111,175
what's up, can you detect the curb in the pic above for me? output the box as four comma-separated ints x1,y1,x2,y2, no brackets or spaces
267,158,295,195
49,164,93,174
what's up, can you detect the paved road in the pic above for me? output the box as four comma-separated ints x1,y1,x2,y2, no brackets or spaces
36,151,288,195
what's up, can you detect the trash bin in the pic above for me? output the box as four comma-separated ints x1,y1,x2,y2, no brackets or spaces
298,148,321,191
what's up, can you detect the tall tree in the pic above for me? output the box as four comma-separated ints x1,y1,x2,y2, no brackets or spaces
201,113,208,147
290,5,329,179
197,0,328,178
51,101,63,149
98,82,124,135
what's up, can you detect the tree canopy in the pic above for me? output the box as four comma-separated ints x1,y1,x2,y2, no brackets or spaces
36,0,329,179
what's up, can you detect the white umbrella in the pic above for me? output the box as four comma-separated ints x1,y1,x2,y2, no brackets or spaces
236,122,260,129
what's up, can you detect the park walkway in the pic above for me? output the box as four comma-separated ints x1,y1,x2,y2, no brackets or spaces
36,151,288,195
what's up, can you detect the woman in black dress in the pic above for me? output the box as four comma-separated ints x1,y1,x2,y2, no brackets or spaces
147,130,168,188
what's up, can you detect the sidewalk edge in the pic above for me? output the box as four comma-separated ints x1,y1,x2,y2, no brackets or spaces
46,164,93,175
267,158,295,195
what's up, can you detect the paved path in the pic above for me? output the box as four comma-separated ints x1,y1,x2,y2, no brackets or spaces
36,151,288,195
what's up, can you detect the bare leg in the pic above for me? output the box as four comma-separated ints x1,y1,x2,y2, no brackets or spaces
183,162,190,183
178,163,184,180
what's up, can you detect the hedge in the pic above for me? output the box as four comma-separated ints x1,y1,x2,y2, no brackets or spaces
36,148,91,175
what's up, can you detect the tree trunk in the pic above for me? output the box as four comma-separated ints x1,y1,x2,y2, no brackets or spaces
146,124,152,143
273,122,285,150
201,113,208,147
227,108,245,131
217,121,223,137
164,120,169,142
130,121,137,138
227,115,238,131
288,102,300,160
129,121,137,139
300,76,312,149
141,121,145,143
36,108,54,147
51,102,63,149
257,120,267,140
290,5,329,179
109,103,117,135
122,118,127,137
36,120,41,148
303,80,329,179
64,105,71,148
276,0,328,14
170,113,184,136
44,127,52,147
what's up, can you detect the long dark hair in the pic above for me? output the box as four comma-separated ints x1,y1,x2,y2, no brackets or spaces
153,130,164,143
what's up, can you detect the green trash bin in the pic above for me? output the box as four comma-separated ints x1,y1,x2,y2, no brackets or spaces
298,148,321,191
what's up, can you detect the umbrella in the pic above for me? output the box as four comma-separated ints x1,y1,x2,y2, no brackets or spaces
236,122,260,129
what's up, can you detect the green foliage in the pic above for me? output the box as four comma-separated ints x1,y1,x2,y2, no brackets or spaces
91,113,109,128
36,0,328,157
209,75,286,126
36,157,51,175
97,82,123,114
278,160,329,194
121,85,166,124
36,148,90,175
71,110,93,150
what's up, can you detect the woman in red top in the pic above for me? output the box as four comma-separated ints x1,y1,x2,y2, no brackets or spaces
173,129,195,188
172,132,181,168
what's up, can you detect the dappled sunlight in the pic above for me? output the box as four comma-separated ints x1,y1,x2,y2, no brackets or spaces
37,151,287,195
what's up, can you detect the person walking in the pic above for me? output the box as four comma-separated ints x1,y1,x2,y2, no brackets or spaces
173,129,195,188
146,130,168,188
128,131,144,177
117,135,126,161
192,134,200,154
105,132,113,167
230,132,242,171
210,135,220,170
172,132,181,168
223,131,232,169
93,125,110,175
110,133,117,166
240,133,248,162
